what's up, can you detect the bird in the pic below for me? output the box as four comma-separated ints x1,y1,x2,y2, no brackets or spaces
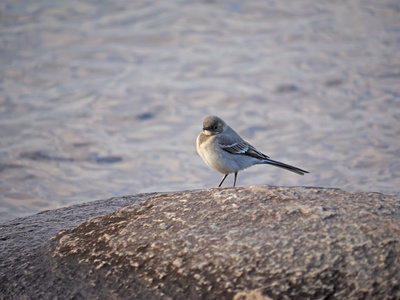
196,115,309,187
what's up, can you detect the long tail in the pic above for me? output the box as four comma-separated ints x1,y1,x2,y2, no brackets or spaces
262,158,309,175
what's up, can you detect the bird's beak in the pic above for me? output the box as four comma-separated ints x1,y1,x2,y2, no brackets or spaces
203,126,210,131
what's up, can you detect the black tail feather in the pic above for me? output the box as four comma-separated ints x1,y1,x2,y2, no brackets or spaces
262,159,309,175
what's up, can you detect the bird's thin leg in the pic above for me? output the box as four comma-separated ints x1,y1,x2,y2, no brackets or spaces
233,172,238,187
218,174,228,187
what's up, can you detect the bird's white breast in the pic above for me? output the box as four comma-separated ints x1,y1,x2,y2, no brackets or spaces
197,133,245,174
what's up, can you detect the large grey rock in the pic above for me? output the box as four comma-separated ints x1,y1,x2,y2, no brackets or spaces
1,187,400,299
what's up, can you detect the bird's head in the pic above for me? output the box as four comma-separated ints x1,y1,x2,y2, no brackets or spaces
202,116,227,136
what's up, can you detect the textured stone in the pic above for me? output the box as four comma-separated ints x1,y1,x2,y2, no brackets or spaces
0,193,156,299
1,187,400,299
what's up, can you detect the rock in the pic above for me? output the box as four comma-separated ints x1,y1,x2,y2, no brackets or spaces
1,187,400,299
0,193,156,299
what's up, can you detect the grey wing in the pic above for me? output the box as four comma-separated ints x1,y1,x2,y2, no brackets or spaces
218,130,269,160
244,143,270,160
219,140,249,154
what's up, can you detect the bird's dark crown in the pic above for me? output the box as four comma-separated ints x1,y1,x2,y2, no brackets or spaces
202,116,226,134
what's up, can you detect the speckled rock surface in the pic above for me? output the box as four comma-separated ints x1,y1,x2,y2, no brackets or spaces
41,187,400,299
1,187,400,299
0,192,156,300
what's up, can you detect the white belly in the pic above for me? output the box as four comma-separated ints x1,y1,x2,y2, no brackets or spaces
196,133,258,174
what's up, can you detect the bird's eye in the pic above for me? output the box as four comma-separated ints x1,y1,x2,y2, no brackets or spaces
214,126,218,130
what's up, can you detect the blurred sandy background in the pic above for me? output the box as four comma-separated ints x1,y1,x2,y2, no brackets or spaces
1,0,400,222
